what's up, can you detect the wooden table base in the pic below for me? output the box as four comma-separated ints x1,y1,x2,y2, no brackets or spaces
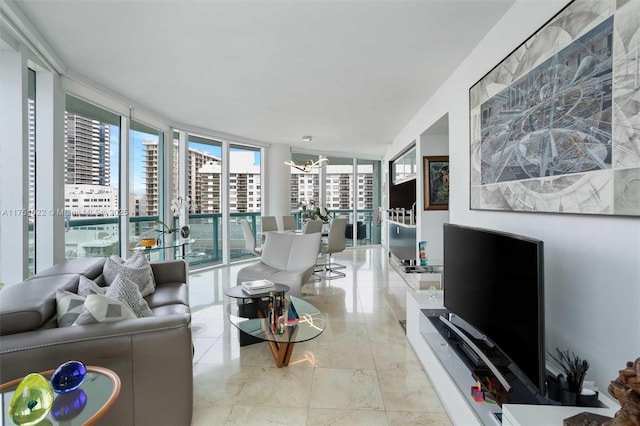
256,304,298,367
267,340,296,367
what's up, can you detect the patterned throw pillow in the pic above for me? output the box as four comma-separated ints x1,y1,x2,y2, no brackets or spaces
56,290,86,327
78,276,107,297
73,294,137,325
103,251,155,297
107,273,153,318
124,251,145,267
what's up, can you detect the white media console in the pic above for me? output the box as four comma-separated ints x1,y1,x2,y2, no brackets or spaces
406,290,619,425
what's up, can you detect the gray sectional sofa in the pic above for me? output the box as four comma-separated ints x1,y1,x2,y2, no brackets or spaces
0,257,193,425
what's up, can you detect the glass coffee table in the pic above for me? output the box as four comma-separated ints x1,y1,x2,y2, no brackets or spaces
224,283,291,347
228,296,326,367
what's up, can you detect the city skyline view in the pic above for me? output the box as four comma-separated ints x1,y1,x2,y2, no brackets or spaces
26,93,379,268
64,109,376,219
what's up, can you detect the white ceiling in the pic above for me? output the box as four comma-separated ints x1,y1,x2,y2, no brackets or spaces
14,0,515,157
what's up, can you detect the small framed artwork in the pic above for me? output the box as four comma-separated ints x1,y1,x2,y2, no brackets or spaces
424,156,449,210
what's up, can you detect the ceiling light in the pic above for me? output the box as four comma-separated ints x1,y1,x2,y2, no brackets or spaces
302,136,312,143
285,158,329,172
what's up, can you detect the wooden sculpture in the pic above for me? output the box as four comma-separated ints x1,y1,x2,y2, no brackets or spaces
604,357,640,426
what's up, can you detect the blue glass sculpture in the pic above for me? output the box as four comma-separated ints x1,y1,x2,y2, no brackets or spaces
51,389,88,421
8,373,54,425
50,360,87,394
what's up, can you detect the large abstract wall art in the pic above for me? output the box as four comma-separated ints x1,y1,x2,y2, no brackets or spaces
469,0,640,216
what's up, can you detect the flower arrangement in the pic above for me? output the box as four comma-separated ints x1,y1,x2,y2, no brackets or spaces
155,197,196,234
155,218,177,235
297,200,330,222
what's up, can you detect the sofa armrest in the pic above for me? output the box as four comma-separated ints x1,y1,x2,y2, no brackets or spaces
150,259,187,285
0,314,193,425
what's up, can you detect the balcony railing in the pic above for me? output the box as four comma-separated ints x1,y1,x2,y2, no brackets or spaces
59,209,380,268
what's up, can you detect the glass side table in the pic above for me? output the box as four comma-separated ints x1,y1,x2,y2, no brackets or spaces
1,366,120,426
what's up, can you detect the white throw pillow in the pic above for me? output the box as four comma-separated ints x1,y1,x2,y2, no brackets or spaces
103,251,155,297
73,294,137,325
56,290,86,327
107,273,153,318
78,276,107,297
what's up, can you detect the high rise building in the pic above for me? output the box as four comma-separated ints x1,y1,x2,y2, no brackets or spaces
187,146,220,214
142,140,159,216
196,151,261,213
28,96,35,212
325,165,353,210
290,171,319,211
229,151,261,213
145,142,261,215
290,164,375,211
64,112,110,186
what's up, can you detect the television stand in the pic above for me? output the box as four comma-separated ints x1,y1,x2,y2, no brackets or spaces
406,291,503,424
406,291,619,425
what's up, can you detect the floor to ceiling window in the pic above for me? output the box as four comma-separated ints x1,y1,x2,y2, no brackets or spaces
290,153,381,247
172,132,180,202
187,135,222,265
229,144,262,260
27,69,36,275
129,120,163,259
64,95,120,259
356,159,382,245
173,136,263,266
325,156,355,246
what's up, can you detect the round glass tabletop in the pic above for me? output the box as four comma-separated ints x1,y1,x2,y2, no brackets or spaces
228,296,326,344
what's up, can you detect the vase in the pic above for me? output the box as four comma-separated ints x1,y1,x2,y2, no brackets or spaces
577,389,599,407
547,379,577,405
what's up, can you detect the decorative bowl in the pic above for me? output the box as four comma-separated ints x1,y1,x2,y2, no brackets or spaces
140,238,156,248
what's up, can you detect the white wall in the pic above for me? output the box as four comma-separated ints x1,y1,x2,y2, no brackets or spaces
418,130,449,263
386,0,640,392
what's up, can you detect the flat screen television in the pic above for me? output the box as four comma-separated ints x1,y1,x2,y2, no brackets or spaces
443,223,545,396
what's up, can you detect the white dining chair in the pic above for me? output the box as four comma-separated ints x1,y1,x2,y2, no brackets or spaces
282,215,297,231
261,216,278,242
240,219,261,256
303,219,323,234
318,217,347,279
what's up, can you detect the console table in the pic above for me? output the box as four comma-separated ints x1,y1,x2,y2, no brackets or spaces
131,238,203,260
406,291,620,425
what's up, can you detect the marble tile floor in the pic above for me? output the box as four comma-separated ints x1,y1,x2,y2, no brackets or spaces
188,247,452,426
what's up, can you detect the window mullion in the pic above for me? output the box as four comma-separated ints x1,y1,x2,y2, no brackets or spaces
119,114,130,257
